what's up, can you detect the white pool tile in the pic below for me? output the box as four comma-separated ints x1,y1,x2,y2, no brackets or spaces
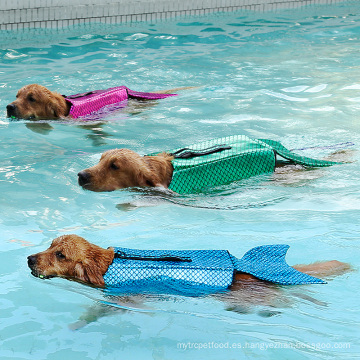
0,0,350,30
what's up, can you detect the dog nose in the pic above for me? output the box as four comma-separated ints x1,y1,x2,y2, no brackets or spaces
78,171,91,186
27,255,37,267
6,104,16,116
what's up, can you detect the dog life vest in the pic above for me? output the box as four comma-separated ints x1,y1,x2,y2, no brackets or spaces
151,135,338,194
65,86,176,119
103,244,325,296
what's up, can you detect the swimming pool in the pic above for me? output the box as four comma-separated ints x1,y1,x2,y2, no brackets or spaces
1,3,359,359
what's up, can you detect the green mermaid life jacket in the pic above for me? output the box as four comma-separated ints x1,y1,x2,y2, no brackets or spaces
149,135,338,194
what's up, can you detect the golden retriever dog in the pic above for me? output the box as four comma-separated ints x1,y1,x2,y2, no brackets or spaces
28,234,350,289
28,234,351,327
6,84,185,120
78,149,174,192
77,146,347,193
7,84,69,120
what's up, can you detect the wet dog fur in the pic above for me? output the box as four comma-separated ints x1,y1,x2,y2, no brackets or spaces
28,234,350,288
78,149,174,192
27,234,351,328
6,84,186,120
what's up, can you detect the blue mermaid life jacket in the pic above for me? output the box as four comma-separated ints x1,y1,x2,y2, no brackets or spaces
103,244,325,296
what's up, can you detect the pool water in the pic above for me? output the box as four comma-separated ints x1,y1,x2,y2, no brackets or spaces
1,3,360,359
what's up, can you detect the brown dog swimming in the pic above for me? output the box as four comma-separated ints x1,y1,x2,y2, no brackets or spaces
27,234,351,327
78,149,174,192
6,84,184,120
77,136,343,194
28,234,350,289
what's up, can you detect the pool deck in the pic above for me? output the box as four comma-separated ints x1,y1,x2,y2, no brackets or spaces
0,0,349,31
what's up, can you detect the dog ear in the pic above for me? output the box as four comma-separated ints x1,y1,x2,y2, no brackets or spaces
74,262,105,287
139,171,161,187
140,155,172,188
141,172,157,187
46,93,67,119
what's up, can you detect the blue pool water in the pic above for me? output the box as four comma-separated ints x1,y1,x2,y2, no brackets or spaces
1,3,360,359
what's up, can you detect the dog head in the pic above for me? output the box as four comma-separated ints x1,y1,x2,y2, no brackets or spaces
78,149,173,192
7,84,69,120
27,234,114,287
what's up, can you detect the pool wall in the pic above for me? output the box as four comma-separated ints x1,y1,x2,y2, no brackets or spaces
0,0,351,30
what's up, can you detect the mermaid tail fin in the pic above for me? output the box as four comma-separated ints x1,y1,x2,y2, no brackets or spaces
231,244,326,285
259,139,339,167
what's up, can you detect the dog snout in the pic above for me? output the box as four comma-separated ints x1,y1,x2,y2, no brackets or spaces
78,171,91,186
6,103,16,117
27,255,37,268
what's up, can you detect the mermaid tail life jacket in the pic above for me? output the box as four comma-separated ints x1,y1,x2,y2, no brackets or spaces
147,135,339,194
103,244,325,296
65,86,176,119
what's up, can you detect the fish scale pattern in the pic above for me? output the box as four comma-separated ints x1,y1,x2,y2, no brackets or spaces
167,135,276,194
230,245,326,285
104,248,235,290
66,86,176,119
149,135,339,194
103,245,325,296
259,138,339,167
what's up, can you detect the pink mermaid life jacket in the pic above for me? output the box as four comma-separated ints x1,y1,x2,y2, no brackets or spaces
65,86,176,120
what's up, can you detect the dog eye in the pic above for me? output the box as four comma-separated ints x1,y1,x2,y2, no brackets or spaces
55,251,66,260
110,162,119,170
28,95,36,102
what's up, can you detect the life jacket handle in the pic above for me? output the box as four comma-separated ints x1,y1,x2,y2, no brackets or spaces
114,251,192,262
171,144,232,159
65,91,98,99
